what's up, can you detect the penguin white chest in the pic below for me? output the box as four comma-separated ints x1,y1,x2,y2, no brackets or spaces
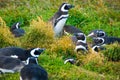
54,18,67,36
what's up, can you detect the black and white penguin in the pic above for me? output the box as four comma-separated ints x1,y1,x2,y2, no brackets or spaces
87,30,106,38
91,45,105,52
73,33,88,52
93,37,120,45
49,3,74,37
63,25,82,35
20,57,48,80
75,41,88,52
64,58,75,64
0,56,25,74
71,33,86,44
0,47,45,61
10,22,25,37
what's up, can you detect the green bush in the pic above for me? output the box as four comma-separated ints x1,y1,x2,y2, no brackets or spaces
102,43,120,61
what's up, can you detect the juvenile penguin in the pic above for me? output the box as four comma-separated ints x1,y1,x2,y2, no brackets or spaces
0,56,25,74
87,30,106,38
49,3,74,37
10,22,25,37
0,47,45,61
20,57,48,80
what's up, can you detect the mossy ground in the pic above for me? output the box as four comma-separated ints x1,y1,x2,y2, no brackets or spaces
0,0,120,80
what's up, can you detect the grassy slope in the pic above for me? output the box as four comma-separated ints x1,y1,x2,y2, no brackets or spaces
0,0,120,80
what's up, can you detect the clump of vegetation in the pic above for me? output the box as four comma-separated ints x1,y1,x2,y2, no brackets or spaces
50,36,75,57
20,17,54,48
0,17,20,47
102,43,120,61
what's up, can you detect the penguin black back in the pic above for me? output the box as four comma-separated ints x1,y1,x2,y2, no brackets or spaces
0,56,25,73
0,47,45,61
20,57,48,80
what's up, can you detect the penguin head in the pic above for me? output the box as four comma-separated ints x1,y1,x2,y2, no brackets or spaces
92,45,105,52
10,22,20,31
92,45,100,52
74,33,86,43
64,58,75,64
27,48,46,58
26,57,38,65
59,3,74,12
87,30,106,38
93,37,105,45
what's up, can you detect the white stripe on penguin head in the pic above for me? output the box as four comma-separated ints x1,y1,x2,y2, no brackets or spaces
30,48,40,57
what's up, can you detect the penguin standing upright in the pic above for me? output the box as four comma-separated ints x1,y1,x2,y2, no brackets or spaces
0,47,45,61
20,57,48,80
49,3,74,37
10,22,25,37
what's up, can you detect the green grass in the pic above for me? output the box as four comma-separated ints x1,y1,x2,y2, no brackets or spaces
0,0,120,80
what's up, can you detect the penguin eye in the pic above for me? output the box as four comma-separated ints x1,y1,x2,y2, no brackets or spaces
64,5,69,10
34,50,40,55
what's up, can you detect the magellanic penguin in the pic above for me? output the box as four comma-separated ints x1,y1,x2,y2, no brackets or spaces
73,33,88,52
93,37,120,45
64,58,75,64
0,47,45,61
20,57,48,80
10,22,25,37
92,45,105,53
0,56,25,74
71,33,86,44
87,30,106,38
49,3,74,37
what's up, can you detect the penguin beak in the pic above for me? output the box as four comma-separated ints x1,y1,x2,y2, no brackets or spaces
67,4,74,9
38,48,46,53
87,32,94,37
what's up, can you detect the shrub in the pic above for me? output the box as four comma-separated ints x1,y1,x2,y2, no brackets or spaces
50,36,75,57
102,43,120,61
20,17,54,48
0,17,20,47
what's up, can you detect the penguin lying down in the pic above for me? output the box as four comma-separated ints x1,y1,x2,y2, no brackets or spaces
0,47,45,62
0,56,25,74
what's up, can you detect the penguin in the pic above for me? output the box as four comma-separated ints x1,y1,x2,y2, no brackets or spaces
73,33,88,52
10,22,25,37
91,45,105,52
0,47,45,61
20,57,48,80
87,30,106,38
75,41,88,52
64,58,75,64
71,32,86,44
0,56,25,74
93,37,120,45
63,25,82,35
49,3,74,37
